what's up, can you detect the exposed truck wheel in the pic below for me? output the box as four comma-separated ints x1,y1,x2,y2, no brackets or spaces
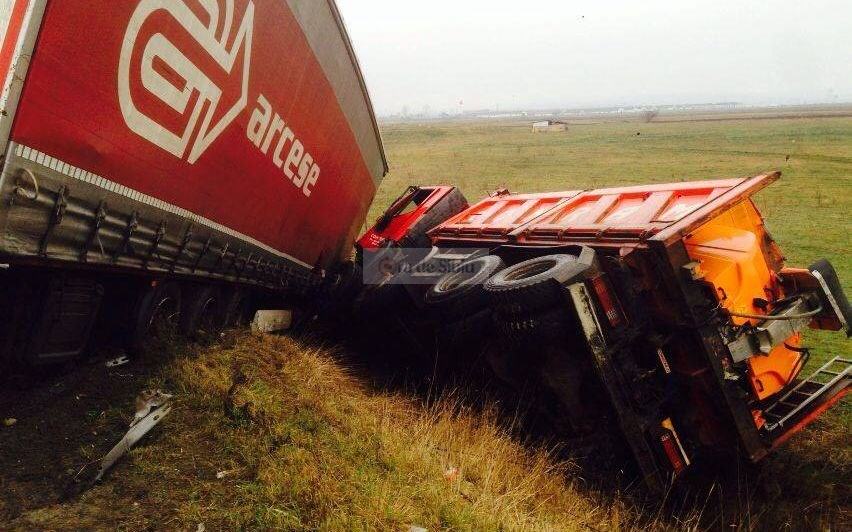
128,281,181,355
425,255,505,321
484,253,592,315
180,285,226,339
437,308,494,351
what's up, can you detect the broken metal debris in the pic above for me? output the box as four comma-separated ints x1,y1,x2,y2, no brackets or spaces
95,390,173,482
216,468,241,479
105,355,130,368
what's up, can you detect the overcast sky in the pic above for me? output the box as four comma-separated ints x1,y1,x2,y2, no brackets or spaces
336,0,852,116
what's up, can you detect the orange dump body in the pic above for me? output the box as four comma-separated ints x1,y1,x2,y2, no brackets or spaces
428,172,849,484
431,177,754,248
433,174,803,398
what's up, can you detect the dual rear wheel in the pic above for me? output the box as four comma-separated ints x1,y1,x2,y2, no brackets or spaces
425,251,598,435
129,281,249,354
425,252,594,345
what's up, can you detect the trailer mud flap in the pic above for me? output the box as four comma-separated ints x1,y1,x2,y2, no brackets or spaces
26,275,104,364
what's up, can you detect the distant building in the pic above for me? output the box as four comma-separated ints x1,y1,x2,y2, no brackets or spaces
531,120,567,133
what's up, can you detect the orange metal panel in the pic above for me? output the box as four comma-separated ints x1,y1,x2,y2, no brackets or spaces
515,179,746,245
685,199,802,399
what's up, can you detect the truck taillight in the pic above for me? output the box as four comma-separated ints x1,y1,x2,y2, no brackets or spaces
659,418,690,476
590,275,625,327
660,433,686,475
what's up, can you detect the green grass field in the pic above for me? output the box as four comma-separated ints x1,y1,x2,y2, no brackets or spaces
373,117,852,366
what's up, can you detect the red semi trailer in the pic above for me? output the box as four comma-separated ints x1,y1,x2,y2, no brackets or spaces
0,0,387,363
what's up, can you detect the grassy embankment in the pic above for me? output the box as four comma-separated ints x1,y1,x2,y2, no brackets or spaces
10,333,649,530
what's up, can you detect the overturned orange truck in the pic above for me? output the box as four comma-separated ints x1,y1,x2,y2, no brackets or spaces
356,174,850,488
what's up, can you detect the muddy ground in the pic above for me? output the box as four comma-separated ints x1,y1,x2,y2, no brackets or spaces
0,350,164,521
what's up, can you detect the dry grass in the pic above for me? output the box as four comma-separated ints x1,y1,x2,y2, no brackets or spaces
6,329,847,530
9,332,660,531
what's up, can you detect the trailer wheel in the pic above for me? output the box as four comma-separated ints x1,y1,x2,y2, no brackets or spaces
484,254,590,315
222,288,253,327
128,281,181,354
181,285,226,339
425,255,505,321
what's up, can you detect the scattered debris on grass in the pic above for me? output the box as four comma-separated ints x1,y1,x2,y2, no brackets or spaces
215,468,241,480
105,355,129,368
95,390,173,482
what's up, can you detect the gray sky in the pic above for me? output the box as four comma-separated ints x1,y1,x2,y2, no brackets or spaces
336,0,852,116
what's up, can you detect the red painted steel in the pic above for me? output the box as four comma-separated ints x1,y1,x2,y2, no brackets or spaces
10,0,377,269
429,191,582,242
517,179,741,244
431,175,780,248
358,186,457,249
771,386,850,450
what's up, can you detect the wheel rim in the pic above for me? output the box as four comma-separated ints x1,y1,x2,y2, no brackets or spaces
197,296,220,335
436,270,471,293
148,296,179,338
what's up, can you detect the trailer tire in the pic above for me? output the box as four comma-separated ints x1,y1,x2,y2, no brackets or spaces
425,255,505,321
222,288,253,327
495,307,573,345
128,282,181,355
484,254,590,315
181,285,226,339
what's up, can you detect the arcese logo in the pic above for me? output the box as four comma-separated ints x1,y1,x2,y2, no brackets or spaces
118,0,321,197
118,0,254,164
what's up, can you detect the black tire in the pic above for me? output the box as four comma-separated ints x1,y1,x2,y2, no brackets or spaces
128,281,181,355
222,288,253,327
425,255,505,321
356,276,411,318
495,307,573,345
484,253,592,315
180,285,226,339
437,308,494,349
